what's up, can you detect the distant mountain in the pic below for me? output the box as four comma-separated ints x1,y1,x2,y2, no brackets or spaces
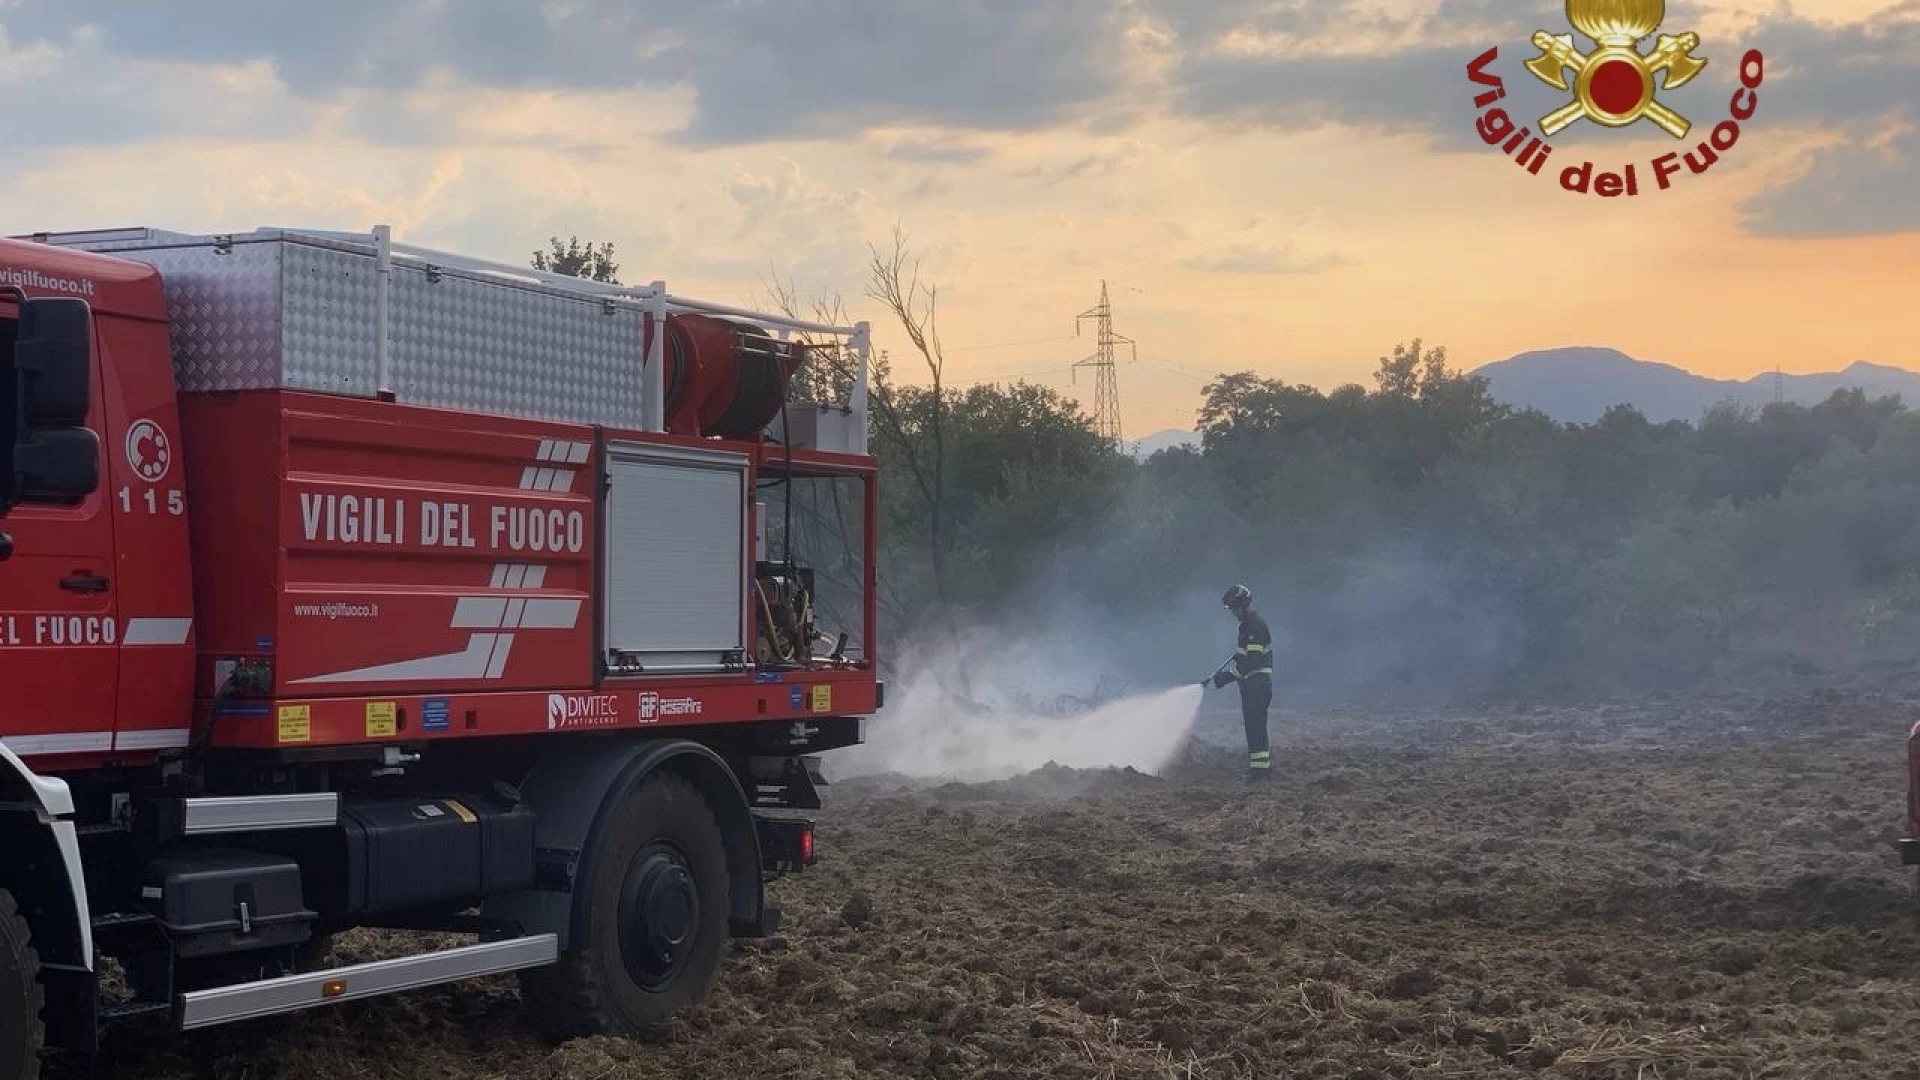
1472,348,1920,425
1127,429,1200,459
1116,352,1914,452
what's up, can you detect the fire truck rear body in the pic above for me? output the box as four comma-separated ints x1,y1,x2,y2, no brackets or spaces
0,225,881,1071
162,386,878,750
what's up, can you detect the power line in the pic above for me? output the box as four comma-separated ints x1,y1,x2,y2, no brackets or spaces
1138,361,1207,382
1136,353,1214,381
946,334,1080,354
1073,280,1135,447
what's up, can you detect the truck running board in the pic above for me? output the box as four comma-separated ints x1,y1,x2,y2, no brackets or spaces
176,934,559,1030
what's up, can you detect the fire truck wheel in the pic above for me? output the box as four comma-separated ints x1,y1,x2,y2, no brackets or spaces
522,771,731,1041
0,890,45,1080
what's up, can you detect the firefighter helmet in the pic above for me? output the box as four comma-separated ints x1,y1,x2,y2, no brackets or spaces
1221,584,1252,610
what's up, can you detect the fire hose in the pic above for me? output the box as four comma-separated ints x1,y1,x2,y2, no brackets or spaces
1200,656,1234,690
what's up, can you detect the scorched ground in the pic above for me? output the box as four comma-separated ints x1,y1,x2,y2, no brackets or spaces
65,690,1920,1079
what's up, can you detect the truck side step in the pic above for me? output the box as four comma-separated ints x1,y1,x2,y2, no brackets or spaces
158,793,340,839
176,934,559,1030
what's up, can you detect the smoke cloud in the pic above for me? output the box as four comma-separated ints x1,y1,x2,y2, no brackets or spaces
828,623,1205,782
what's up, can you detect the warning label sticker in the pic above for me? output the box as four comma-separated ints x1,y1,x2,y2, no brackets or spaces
365,701,397,738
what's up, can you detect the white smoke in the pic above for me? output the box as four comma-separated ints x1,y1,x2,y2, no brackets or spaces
828,623,1206,782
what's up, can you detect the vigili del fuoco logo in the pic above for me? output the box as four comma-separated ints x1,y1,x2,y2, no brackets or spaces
1467,0,1765,197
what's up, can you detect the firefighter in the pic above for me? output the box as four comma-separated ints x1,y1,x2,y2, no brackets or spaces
1206,584,1273,779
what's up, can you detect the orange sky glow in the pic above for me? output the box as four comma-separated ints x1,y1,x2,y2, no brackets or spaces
0,0,1911,437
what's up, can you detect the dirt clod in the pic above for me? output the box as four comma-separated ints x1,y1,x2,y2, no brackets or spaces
1383,968,1439,1000
838,891,874,929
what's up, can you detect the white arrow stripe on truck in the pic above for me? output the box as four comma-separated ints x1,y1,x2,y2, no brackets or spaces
0,732,115,755
452,594,581,630
3,729,192,756
535,440,590,465
526,439,586,492
289,440,584,687
114,728,192,751
291,633,505,685
124,617,193,645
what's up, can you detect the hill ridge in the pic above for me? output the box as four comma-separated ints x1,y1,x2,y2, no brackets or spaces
1471,347,1917,424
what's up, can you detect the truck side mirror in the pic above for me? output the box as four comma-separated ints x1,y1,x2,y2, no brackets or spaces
15,296,93,423
14,428,100,501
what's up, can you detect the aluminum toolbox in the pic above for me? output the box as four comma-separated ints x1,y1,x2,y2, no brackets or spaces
27,227,649,428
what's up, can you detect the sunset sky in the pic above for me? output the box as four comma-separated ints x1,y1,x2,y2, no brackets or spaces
1,0,1912,438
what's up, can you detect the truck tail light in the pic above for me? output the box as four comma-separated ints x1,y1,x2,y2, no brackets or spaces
755,815,815,873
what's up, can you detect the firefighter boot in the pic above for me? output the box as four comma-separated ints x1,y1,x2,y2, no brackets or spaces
1246,750,1272,782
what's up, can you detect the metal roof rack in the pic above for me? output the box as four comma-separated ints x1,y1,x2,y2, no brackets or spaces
19,223,871,449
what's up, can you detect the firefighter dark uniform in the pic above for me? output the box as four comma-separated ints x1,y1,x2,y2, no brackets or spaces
1211,584,1273,778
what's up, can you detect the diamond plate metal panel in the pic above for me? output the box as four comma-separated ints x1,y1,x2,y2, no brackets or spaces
389,264,644,426
279,244,382,398
43,231,652,424
122,242,288,394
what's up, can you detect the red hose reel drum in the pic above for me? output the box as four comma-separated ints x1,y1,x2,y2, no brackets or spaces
640,313,808,439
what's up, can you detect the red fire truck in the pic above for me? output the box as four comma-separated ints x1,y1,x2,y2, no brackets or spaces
0,224,883,1075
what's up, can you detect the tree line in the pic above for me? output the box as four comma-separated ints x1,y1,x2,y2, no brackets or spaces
540,235,1920,704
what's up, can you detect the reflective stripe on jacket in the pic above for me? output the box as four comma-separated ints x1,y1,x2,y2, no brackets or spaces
1232,609,1273,682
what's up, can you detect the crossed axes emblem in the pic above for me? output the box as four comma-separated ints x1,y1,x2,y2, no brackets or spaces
1525,18,1707,139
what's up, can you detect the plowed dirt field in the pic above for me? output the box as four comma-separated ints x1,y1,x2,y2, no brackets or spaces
71,689,1920,1079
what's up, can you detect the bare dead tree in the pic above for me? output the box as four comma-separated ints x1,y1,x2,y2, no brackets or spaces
759,267,919,642
862,225,949,605
761,269,860,404
760,226,954,615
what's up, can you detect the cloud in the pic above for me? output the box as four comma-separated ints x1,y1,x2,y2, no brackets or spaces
1729,2,1920,127
3,0,1137,146
0,22,319,159
1156,0,1570,149
1151,0,1920,236
1152,0,1795,155
1732,5,1920,237
885,139,995,165
1010,139,1158,185
653,0,1139,145
0,0,651,94
1183,242,1350,275
1739,116,1920,236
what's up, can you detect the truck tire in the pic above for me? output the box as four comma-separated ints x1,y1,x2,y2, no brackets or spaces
521,771,731,1041
0,890,44,1080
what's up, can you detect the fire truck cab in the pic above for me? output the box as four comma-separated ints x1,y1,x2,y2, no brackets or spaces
0,225,882,1077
